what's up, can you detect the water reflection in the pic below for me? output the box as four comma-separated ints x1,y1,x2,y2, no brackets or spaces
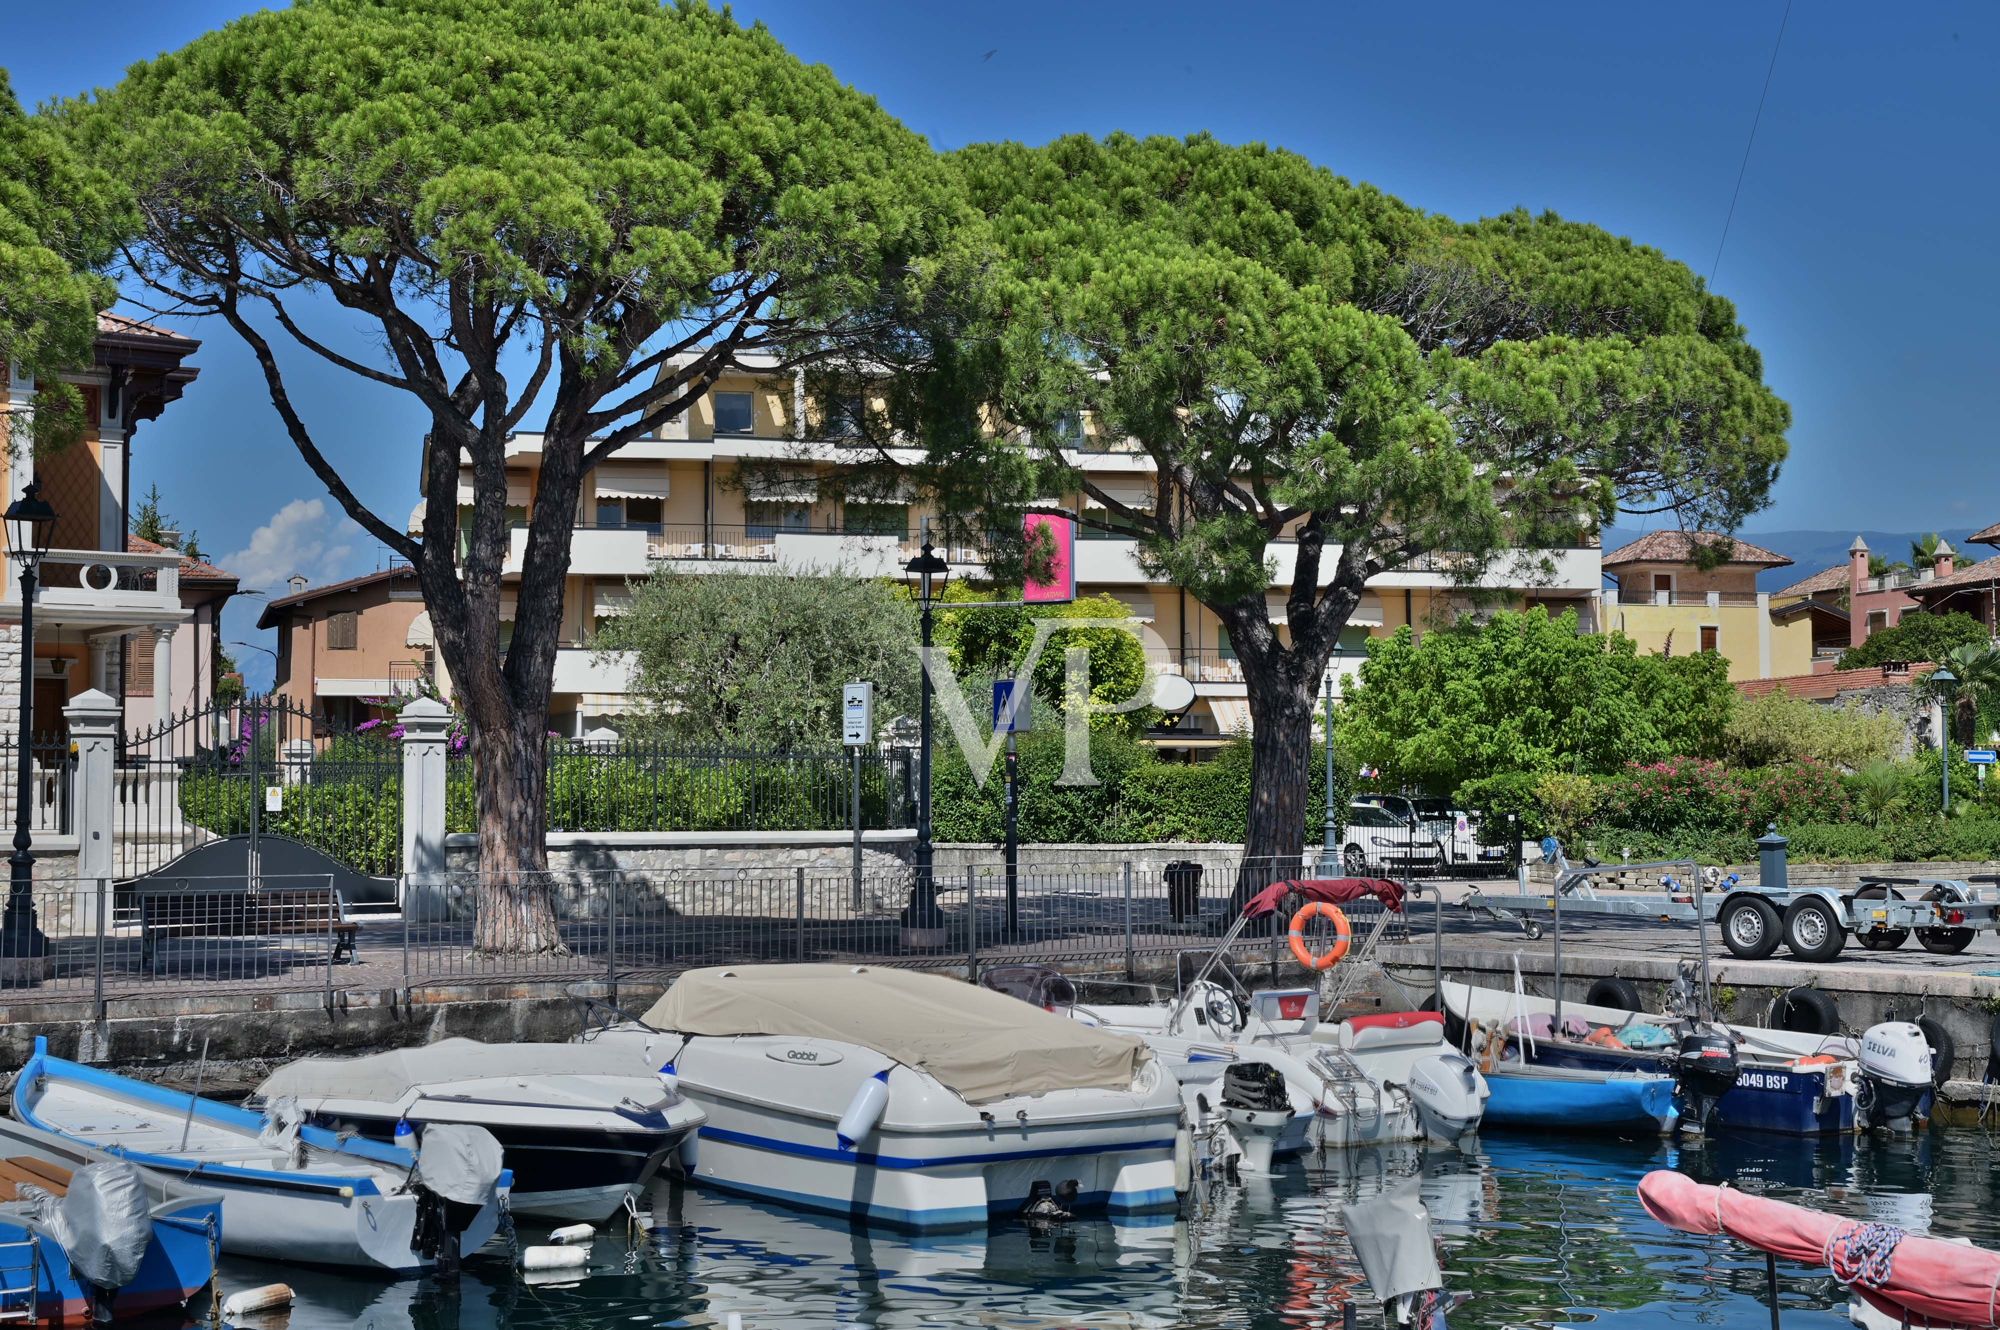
228,1126,2000,1330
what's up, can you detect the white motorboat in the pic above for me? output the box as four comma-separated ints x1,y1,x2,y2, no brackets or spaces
252,1039,705,1220
13,1038,510,1274
582,964,1185,1231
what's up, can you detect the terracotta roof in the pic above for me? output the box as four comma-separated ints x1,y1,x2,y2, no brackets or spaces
95,311,182,340
1773,564,1848,597
127,535,236,585
1600,530,1792,569
254,565,417,630
1970,520,2000,548
1906,553,2000,596
1736,662,1931,701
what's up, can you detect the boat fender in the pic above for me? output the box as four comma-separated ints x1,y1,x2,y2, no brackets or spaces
836,1070,891,1150
1916,1017,1955,1087
1769,986,1842,1038
1173,1125,1193,1195
677,1131,699,1175
1585,977,1643,1013
548,1224,595,1246
394,1118,414,1147
522,1245,589,1272
220,1284,295,1318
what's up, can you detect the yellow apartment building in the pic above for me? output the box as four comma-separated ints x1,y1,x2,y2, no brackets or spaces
1600,531,1814,683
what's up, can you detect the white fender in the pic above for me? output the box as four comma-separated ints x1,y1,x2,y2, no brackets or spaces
1173,1124,1193,1194
220,1285,294,1318
522,1245,589,1271
548,1224,595,1246
677,1130,699,1174
836,1069,891,1150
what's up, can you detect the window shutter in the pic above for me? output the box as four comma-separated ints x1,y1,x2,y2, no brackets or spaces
128,634,155,695
328,611,358,651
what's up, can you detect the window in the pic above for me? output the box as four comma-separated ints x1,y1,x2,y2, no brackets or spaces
745,502,810,540
1699,625,1719,654
1217,626,1235,661
713,391,755,435
1652,573,1674,598
844,502,907,537
327,611,358,651
624,497,663,535
825,395,865,438
1051,411,1085,449
1867,610,1888,636
596,498,625,529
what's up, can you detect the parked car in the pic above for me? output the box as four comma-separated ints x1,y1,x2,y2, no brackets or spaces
1342,802,1444,877
1352,793,1509,874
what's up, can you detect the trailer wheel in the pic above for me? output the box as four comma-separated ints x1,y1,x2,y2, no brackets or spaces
1852,885,1910,951
1720,896,1782,960
1918,887,1976,954
1781,896,1846,963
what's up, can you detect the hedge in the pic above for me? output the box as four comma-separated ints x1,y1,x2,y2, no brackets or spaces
1576,815,2000,866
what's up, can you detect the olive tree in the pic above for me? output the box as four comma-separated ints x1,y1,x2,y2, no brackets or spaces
950,134,1789,895
68,0,969,950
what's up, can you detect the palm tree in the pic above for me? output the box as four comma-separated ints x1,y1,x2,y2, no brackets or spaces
1925,643,2000,746
1912,532,1944,571
1851,760,1904,827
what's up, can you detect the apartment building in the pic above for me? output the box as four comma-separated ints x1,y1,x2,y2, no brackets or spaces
360,354,1600,741
1600,531,1813,683
1,315,237,740
258,566,435,725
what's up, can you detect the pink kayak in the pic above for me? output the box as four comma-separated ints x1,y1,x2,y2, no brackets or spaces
1638,1170,2000,1328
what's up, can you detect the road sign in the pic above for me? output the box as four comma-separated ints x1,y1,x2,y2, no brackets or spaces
1969,749,1997,765
841,682,875,746
992,679,1033,734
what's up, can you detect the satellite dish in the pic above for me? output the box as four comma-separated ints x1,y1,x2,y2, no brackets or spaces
1151,672,1196,713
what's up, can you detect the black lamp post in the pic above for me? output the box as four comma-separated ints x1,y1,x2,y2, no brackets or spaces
903,535,950,937
2,481,55,960
1933,664,1958,813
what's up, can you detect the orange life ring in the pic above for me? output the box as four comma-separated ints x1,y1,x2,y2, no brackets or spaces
1287,901,1352,971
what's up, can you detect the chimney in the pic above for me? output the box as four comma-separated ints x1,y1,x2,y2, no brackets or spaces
287,575,308,594
1935,539,1956,579
1848,536,1869,649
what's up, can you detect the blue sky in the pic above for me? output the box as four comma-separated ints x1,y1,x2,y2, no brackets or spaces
8,1,1998,686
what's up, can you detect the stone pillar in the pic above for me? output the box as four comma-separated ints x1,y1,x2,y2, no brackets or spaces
280,739,314,787
150,626,174,719
65,689,120,934
96,382,127,553
398,696,452,920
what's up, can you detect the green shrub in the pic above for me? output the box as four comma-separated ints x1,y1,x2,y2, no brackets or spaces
1455,771,1546,841
1723,692,1902,769
1837,611,1989,670
1598,758,1751,835
1743,761,1855,829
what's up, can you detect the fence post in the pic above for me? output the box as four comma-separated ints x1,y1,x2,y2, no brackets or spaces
965,866,977,979
397,698,453,922
65,691,119,938
795,867,807,961
607,873,619,1006
92,878,106,1041
1123,860,1135,981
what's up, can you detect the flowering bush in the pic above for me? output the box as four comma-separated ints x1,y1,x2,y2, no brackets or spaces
1599,758,1752,835
1744,760,1855,830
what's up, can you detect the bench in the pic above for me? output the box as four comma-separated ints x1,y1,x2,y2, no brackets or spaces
139,885,356,972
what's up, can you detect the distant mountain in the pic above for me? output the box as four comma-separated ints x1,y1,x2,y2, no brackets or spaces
1601,527,1988,592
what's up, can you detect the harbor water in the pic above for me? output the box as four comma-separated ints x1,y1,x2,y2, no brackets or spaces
237,1125,2000,1330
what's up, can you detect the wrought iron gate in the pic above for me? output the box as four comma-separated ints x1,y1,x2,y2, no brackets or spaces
115,696,402,886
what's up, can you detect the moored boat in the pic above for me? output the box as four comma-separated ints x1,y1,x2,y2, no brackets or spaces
0,1116,221,1326
581,963,1184,1231
252,1039,705,1220
1479,1062,1678,1136
13,1038,510,1274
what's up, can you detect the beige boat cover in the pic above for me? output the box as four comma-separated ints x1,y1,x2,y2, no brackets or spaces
257,1039,661,1105
642,965,1151,1105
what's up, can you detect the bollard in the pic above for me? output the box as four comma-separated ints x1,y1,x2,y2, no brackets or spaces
1757,824,1789,894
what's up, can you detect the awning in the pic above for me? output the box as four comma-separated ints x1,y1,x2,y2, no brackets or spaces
1083,483,1154,513
405,610,434,648
594,586,634,617
745,480,819,504
1266,593,1384,627
405,500,427,536
593,465,669,500
458,481,531,506
1206,698,1252,735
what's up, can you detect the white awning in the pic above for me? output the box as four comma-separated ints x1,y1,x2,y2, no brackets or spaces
744,476,819,504
1265,593,1384,627
405,500,427,536
594,586,634,617
1083,483,1154,513
405,610,434,648
457,481,531,506
593,465,670,500
1206,699,1253,736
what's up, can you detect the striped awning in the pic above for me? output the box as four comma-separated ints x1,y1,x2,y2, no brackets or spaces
593,465,670,500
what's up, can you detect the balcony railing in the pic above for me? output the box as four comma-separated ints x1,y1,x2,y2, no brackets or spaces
642,523,987,566
6,548,183,618
1613,589,1763,607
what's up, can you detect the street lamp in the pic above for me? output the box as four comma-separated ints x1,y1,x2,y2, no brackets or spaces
2,481,55,962
1933,664,1958,813
1317,670,1339,876
903,534,950,941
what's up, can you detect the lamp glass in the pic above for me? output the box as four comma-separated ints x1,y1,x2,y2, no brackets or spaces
3,483,56,569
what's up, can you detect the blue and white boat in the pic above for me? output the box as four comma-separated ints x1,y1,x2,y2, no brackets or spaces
0,1115,221,1325
13,1038,511,1274
584,964,1185,1231
1440,980,1858,1136
1478,1062,1679,1136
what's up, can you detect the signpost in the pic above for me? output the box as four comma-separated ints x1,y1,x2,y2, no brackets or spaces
993,680,1033,938
842,682,875,906
1971,748,1996,788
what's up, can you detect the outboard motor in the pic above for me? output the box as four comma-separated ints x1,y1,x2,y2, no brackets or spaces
1674,1026,1741,1135
1219,1061,1293,1176
1405,1051,1488,1147
1857,1021,1934,1131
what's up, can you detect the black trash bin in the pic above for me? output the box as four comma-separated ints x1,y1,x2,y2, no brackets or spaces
1164,860,1204,924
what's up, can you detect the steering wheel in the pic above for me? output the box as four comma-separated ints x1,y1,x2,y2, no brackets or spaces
1202,985,1244,1035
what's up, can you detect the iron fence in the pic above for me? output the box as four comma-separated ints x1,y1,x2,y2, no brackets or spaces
537,741,914,834
0,731,73,837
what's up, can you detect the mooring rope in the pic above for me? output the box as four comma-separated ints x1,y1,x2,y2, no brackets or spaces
1824,1221,1902,1291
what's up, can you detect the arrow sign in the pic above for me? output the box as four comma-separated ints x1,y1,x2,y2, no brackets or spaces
1968,748,1997,765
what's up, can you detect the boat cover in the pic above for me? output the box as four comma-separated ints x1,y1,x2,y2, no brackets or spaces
257,1039,666,1105
642,965,1152,1104
19,1161,153,1292
1241,878,1406,919
413,1124,506,1207
1639,1169,2000,1326
1339,1183,1444,1303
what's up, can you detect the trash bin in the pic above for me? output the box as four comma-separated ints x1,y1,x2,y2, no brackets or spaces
1164,860,1204,924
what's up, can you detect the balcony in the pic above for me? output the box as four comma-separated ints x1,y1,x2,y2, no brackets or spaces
552,646,637,696
505,524,650,577
1613,589,1764,608
647,524,988,575
1,548,188,630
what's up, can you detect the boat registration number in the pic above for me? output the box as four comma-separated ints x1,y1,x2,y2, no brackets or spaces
1734,1071,1794,1092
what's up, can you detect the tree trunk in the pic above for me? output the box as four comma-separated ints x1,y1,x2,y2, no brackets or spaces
466,700,565,953
1237,667,1314,905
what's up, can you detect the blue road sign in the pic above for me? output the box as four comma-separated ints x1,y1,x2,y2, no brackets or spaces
1968,748,1997,765
992,679,1032,734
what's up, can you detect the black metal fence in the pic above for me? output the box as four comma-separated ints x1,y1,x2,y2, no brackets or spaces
0,731,73,838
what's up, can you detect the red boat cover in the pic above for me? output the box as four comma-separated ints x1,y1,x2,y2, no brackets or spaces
1240,878,1406,919
1639,1170,2000,1327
